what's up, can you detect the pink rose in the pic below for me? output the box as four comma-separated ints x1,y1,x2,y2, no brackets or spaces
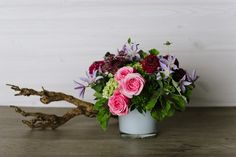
115,66,134,81
120,73,145,98
108,90,129,116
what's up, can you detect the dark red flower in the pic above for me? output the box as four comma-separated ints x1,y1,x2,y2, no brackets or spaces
173,68,186,82
101,52,130,74
141,55,160,74
89,61,105,74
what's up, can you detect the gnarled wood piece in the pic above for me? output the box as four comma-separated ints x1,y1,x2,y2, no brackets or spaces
7,84,97,129
10,105,87,129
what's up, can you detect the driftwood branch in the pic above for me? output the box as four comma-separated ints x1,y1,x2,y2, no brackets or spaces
7,84,97,129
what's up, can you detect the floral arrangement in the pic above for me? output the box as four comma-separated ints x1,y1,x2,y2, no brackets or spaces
75,39,198,130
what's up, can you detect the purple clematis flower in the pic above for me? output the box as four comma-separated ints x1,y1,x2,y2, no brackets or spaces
160,55,178,70
80,70,103,85
74,70,103,98
74,80,86,98
187,70,199,83
159,62,174,79
119,42,140,61
179,75,192,93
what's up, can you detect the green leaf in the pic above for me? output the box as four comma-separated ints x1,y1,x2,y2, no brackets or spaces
139,50,149,59
127,38,131,44
145,90,161,111
137,106,144,114
130,104,136,112
167,108,175,117
164,100,175,117
151,99,177,121
163,84,175,94
91,83,104,93
93,92,103,99
151,109,164,121
157,80,163,89
183,86,193,101
96,108,111,130
171,94,187,111
93,98,107,110
164,100,171,112
149,48,160,55
172,79,181,94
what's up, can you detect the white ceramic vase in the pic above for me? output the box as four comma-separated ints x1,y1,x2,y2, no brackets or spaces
118,109,158,138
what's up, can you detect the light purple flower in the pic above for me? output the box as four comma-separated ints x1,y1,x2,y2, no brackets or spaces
159,62,174,79
74,70,103,98
160,55,178,70
179,75,192,92
119,42,140,61
80,70,103,85
187,70,199,83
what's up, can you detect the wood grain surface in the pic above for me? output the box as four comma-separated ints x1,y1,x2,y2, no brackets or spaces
0,107,235,156
0,0,236,107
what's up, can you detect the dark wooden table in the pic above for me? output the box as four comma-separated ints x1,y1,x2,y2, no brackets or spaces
0,107,235,157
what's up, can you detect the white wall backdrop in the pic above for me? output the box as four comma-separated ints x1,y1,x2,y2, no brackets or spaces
0,0,235,107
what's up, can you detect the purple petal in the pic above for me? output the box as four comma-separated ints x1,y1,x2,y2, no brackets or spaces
86,71,92,79
173,65,178,70
92,70,97,78
192,70,199,81
160,62,168,70
135,44,139,51
74,80,84,86
183,81,192,86
180,75,186,82
122,45,128,53
160,58,168,65
169,69,174,74
186,73,191,82
156,73,161,80
80,77,90,83
192,70,196,78
79,88,85,98
74,83,86,98
180,84,186,92
74,86,84,89
186,70,199,82
131,44,135,51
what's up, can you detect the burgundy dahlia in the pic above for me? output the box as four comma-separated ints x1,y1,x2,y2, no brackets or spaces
141,54,160,74
101,52,130,74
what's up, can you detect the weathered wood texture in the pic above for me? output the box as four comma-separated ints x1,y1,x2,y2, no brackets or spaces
0,0,235,107
0,107,235,157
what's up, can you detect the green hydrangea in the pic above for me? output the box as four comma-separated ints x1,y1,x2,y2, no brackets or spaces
108,73,114,78
102,78,118,99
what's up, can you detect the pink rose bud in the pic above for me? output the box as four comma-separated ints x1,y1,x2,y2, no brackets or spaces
115,66,134,81
120,73,145,98
108,90,129,116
